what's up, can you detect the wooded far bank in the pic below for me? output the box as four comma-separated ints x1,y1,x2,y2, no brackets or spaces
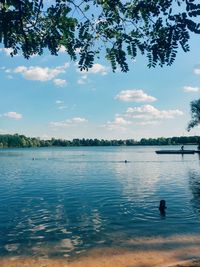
0,134,199,148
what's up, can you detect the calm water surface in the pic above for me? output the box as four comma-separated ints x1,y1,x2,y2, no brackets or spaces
0,146,200,258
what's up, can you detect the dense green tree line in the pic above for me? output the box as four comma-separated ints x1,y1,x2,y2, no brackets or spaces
0,134,199,148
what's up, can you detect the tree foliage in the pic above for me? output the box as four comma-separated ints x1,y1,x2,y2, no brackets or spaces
188,98,200,131
0,134,199,148
0,0,200,71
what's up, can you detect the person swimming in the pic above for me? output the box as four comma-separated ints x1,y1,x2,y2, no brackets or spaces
159,200,167,211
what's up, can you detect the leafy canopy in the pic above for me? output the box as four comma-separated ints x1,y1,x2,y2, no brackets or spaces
1,0,200,71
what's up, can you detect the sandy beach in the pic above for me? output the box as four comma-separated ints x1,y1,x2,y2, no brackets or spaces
0,255,199,267
1,234,200,267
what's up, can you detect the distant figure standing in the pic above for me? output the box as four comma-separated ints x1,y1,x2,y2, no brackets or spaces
181,145,184,151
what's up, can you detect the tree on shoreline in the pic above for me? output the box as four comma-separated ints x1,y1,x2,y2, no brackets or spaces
0,134,199,148
188,99,200,131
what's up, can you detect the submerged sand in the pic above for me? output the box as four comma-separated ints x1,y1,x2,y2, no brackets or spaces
1,234,200,267
0,257,200,267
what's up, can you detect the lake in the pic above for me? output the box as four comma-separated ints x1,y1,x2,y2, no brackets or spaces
0,146,200,259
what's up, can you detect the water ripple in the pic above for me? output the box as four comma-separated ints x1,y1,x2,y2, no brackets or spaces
0,146,199,258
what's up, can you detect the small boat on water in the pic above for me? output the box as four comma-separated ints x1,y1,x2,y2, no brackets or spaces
155,150,195,154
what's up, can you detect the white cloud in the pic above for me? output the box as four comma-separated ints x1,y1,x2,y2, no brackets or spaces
6,75,13,80
78,63,109,75
56,100,64,104
194,68,200,75
0,48,14,56
55,100,67,110
53,78,67,87
102,117,131,131
58,45,66,53
77,74,88,85
5,69,12,73
102,104,183,132
183,86,200,93
14,63,69,81
58,45,80,54
77,79,85,85
49,117,88,128
88,64,108,75
115,90,157,103
114,117,131,125
49,121,67,127
126,105,183,120
137,120,159,126
71,117,88,123
3,111,22,120
58,105,67,110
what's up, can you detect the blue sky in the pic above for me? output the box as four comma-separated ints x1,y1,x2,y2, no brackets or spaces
0,36,200,140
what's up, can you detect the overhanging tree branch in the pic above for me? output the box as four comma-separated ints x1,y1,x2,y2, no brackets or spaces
0,0,200,71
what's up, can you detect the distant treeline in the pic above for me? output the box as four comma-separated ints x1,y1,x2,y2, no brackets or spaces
0,134,200,148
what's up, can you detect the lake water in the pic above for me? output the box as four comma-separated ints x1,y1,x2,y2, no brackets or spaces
0,146,200,259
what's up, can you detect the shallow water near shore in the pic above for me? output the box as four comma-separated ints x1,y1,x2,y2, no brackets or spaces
1,234,200,267
0,146,200,262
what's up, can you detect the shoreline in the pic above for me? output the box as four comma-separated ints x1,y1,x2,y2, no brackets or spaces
0,256,199,267
1,235,200,267
0,144,198,149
